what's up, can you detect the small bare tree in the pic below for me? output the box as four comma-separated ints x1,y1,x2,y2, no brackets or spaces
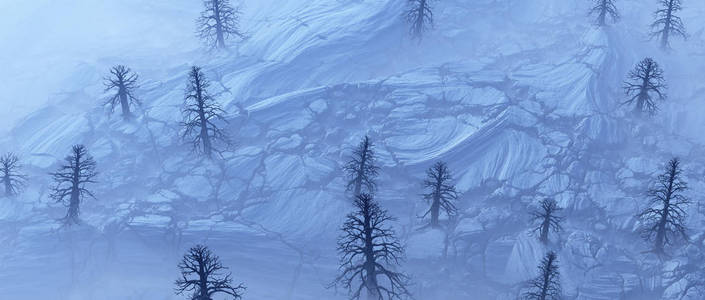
344,136,380,198
49,145,97,225
182,66,230,158
405,0,434,40
650,0,686,49
0,153,27,197
421,161,458,228
638,157,690,255
524,251,561,300
589,0,619,26
104,65,140,119
530,199,563,244
334,194,411,300
622,58,666,116
175,244,245,300
197,0,245,49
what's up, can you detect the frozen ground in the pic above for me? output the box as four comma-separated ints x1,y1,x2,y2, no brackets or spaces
2,0,705,299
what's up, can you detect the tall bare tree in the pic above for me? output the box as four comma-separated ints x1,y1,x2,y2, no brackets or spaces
524,251,561,300
175,244,245,300
0,153,27,197
344,136,380,198
334,194,411,300
530,199,563,244
405,0,434,40
104,65,140,119
589,0,619,26
422,161,458,228
182,66,229,158
650,0,686,49
49,145,97,225
197,0,245,49
622,58,666,116
638,157,690,255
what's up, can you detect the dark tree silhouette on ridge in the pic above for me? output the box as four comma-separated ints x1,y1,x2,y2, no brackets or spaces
197,0,245,49
344,136,380,198
638,157,690,255
182,66,230,158
104,65,140,119
530,198,563,244
422,161,458,228
49,145,97,225
623,58,666,116
405,0,434,40
0,153,27,197
175,244,245,300
589,0,619,26
334,194,411,300
524,251,561,300
650,0,686,49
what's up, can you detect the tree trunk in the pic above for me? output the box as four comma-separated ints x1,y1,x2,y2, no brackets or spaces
67,188,80,223
4,175,11,196
213,0,226,49
430,194,440,228
119,91,131,119
197,99,212,158
363,207,378,299
540,218,550,243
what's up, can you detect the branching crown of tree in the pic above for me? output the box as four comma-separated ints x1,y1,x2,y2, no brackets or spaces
49,145,97,225
197,0,245,49
344,135,380,198
422,161,458,228
589,0,619,26
524,251,561,300
0,153,27,197
104,65,140,119
175,244,245,300
405,0,434,40
622,57,666,116
650,0,686,49
335,194,411,300
182,66,230,158
530,198,563,244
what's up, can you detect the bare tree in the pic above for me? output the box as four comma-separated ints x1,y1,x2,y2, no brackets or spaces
182,66,229,158
622,58,666,116
49,145,97,225
650,0,686,49
405,0,434,40
421,161,458,228
0,153,27,197
524,251,561,300
638,157,690,255
344,136,380,198
175,244,245,300
197,0,245,49
334,194,411,300
104,65,140,119
589,0,619,26
530,199,563,244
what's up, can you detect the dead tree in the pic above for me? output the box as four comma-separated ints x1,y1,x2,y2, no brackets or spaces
422,161,458,228
49,145,97,225
334,194,411,300
524,251,561,300
104,65,140,119
197,0,245,49
0,153,27,197
622,58,666,116
589,0,619,26
405,0,434,40
650,0,686,49
175,244,245,300
638,157,690,255
530,199,563,244
344,136,380,198
182,66,229,158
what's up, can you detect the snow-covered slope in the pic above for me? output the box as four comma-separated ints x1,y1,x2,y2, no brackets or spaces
3,0,705,299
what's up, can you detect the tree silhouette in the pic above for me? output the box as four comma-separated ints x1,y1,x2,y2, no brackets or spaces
650,0,686,49
589,0,619,26
0,153,27,197
638,157,690,255
421,161,458,228
622,58,666,116
49,145,97,225
334,194,411,300
104,65,140,119
182,66,230,158
405,0,434,40
175,244,245,300
344,136,380,198
197,0,245,49
524,251,561,300
530,199,563,244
